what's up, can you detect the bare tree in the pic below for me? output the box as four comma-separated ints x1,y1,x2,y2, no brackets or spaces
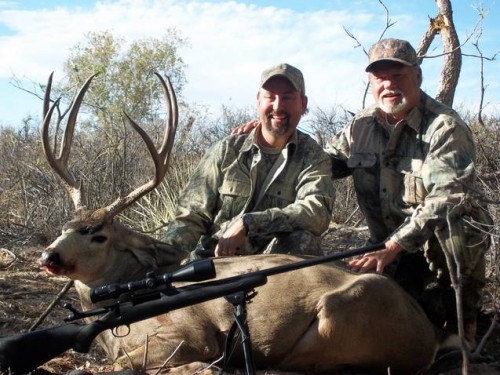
343,0,396,109
416,0,462,106
345,0,487,109
463,4,500,127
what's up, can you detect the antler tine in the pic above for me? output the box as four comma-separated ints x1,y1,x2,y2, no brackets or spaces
41,73,98,210
154,72,178,174
105,73,178,219
43,72,54,118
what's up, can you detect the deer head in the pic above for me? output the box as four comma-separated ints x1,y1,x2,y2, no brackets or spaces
39,72,186,286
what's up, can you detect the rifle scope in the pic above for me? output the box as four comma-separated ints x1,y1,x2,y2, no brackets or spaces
90,258,216,303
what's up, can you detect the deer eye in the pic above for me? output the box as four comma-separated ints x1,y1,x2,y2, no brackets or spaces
91,235,107,243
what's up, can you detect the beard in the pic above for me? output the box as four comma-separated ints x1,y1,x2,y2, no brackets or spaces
378,89,409,116
263,112,291,136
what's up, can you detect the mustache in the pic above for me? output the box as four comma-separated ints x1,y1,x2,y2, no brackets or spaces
381,89,404,98
267,111,289,119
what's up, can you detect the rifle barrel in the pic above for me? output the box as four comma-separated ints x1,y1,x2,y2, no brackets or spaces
250,242,385,278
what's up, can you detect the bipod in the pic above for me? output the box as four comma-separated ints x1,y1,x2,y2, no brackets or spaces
223,289,258,375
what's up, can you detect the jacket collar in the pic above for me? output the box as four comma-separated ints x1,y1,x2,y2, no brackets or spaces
240,124,299,153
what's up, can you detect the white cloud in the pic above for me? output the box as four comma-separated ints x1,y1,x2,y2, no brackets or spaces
0,0,498,126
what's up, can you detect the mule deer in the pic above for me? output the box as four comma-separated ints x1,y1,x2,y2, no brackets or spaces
39,73,448,374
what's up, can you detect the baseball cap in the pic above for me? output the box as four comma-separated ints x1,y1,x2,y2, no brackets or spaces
260,63,305,96
365,38,419,72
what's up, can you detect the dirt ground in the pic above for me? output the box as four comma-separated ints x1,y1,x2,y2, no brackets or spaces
0,224,499,374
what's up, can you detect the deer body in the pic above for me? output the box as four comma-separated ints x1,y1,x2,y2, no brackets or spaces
39,73,446,374
41,215,439,374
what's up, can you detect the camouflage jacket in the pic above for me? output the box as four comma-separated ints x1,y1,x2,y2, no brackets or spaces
326,91,484,252
161,127,334,256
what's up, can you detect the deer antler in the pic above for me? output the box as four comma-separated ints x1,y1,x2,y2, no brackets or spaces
105,72,178,219
42,72,178,221
42,72,99,210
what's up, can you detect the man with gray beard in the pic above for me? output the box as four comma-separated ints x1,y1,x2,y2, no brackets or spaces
161,63,334,260
326,38,492,349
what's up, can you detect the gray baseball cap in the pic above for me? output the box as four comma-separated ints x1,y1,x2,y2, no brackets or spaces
260,63,305,95
365,38,419,72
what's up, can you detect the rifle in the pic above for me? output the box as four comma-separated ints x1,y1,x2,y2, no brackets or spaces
0,259,266,374
0,242,384,375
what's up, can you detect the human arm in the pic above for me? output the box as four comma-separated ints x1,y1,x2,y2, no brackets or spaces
234,119,354,180
214,217,247,256
389,116,477,252
242,137,335,238
325,122,354,179
160,142,224,256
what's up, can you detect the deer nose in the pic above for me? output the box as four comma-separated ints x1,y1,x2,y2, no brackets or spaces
39,251,61,266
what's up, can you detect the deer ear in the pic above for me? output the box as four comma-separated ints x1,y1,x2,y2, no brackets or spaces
128,246,159,268
116,229,159,268
120,231,187,269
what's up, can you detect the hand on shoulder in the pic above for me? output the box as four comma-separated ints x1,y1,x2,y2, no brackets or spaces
231,120,259,135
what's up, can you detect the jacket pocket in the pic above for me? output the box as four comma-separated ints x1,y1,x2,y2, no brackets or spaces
396,157,427,205
347,153,377,168
218,178,251,219
265,183,295,204
347,153,378,197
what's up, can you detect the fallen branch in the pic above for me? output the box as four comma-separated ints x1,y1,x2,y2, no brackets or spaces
154,340,185,375
29,280,74,331
472,313,498,358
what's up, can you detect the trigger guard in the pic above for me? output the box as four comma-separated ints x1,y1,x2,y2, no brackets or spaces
112,325,131,337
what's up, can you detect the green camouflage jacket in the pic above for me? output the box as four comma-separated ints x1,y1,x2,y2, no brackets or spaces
326,91,484,252
162,127,334,256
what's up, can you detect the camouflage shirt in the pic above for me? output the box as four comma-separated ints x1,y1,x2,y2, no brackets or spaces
162,127,334,256
326,91,479,252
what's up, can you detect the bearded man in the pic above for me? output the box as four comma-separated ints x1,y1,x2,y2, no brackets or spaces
161,63,334,260
327,38,492,348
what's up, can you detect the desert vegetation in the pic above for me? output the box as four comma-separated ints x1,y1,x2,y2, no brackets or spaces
0,92,498,290
0,0,499,372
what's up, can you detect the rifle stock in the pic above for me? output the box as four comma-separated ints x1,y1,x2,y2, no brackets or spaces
0,323,86,374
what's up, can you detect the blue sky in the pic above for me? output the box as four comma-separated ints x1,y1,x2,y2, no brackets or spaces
0,0,499,127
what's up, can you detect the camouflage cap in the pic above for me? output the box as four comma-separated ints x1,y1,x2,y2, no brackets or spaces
260,63,305,95
365,38,418,72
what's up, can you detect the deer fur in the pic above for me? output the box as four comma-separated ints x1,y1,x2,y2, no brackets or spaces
40,209,444,375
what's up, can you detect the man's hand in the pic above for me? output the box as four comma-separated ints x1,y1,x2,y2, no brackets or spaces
231,120,259,135
214,218,247,257
348,240,403,273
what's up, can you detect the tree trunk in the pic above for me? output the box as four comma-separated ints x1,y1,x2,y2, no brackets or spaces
416,0,461,106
